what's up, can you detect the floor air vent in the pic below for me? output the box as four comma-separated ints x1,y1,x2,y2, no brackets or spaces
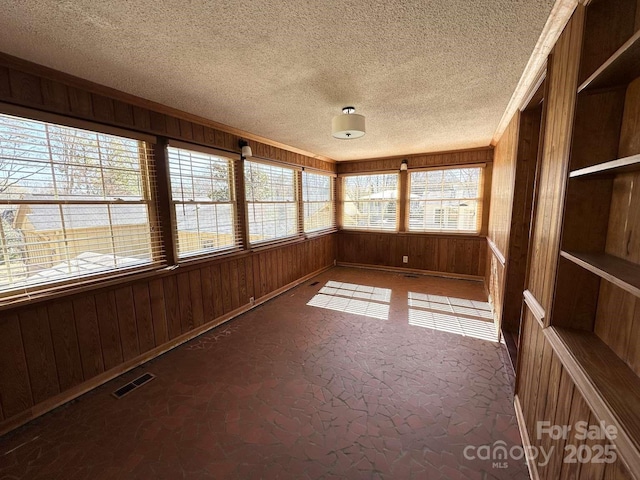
112,372,155,399
309,281,319,286
404,275,419,278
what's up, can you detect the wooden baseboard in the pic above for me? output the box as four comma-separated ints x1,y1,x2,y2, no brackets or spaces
336,262,484,282
0,264,333,437
514,394,539,480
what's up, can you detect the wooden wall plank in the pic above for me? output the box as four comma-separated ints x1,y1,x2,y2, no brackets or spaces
91,94,115,122
72,296,105,379
188,269,205,328
210,263,224,319
48,301,84,391
114,287,140,361
220,261,233,313
9,70,42,105
41,78,69,112
229,259,240,310
67,87,92,117
148,278,169,346
200,266,215,323
558,383,589,480
94,291,124,371
19,307,60,404
132,283,156,353
0,66,11,98
113,101,134,126
132,106,150,131
252,253,263,299
245,256,255,301
488,113,520,257
177,271,193,332
0,315,33,418
162,275,182,340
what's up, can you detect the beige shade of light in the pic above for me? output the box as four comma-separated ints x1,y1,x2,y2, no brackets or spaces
0,0,557,161
332,113,366,139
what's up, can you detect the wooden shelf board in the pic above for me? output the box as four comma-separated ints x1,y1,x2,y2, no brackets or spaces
545,327,640,477
560,251,640,298
570,154,640,178
579,29,640,93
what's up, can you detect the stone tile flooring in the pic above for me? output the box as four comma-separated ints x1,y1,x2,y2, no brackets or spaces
0,267,528,479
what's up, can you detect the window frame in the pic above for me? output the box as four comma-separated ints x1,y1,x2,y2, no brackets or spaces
166,140,241,261
339,171,400,232
301,169,336,235
244,158,302,247
0,106,163,301
406,164,485,235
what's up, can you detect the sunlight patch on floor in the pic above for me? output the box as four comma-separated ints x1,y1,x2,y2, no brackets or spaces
307,281,391,320
408,292,497,342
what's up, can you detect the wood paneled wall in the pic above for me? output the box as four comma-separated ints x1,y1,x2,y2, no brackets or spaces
486,105,541,333
336,148,493,279
525,9,583,318
0,53,338,434
337,232,487,278
510,5,637,478
0,235,336,434
336,147,494,174
488,115,520,257
516,311,632,480
486,114,519,330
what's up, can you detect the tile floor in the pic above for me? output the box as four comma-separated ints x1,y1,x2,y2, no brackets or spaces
0,267,528,479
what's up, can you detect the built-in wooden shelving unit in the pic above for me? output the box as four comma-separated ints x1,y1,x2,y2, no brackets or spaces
548,1,640,478
560,251,640,298
569,153,640,178
579,29,640,92
545,326,640,476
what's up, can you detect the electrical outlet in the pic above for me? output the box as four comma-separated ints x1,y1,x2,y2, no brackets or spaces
402,255,408,263
249,296,255,305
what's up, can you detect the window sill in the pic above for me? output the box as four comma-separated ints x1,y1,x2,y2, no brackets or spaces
249,235,306,252
304,227,338,238
338,229,485,239
0,264,166,312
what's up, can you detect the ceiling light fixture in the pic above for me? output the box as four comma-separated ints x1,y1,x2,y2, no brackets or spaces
332,106,366,139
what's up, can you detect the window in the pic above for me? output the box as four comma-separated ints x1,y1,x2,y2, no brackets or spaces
302,171,335,233
408,167,483,233
245,161,298,243
167,145,238,258
0,113,160,296
342,173,399,230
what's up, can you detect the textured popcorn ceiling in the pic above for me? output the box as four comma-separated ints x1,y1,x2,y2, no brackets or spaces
0,1,556,160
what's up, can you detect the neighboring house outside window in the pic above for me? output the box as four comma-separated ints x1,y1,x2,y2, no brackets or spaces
342,173,399,231
408,167,483,233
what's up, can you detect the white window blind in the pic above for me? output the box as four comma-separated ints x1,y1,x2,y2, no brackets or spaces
302,171,335,233
167,146,239,258
244,160,298,244
0,113,161,297
342,173,399,231
408,167,483,233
